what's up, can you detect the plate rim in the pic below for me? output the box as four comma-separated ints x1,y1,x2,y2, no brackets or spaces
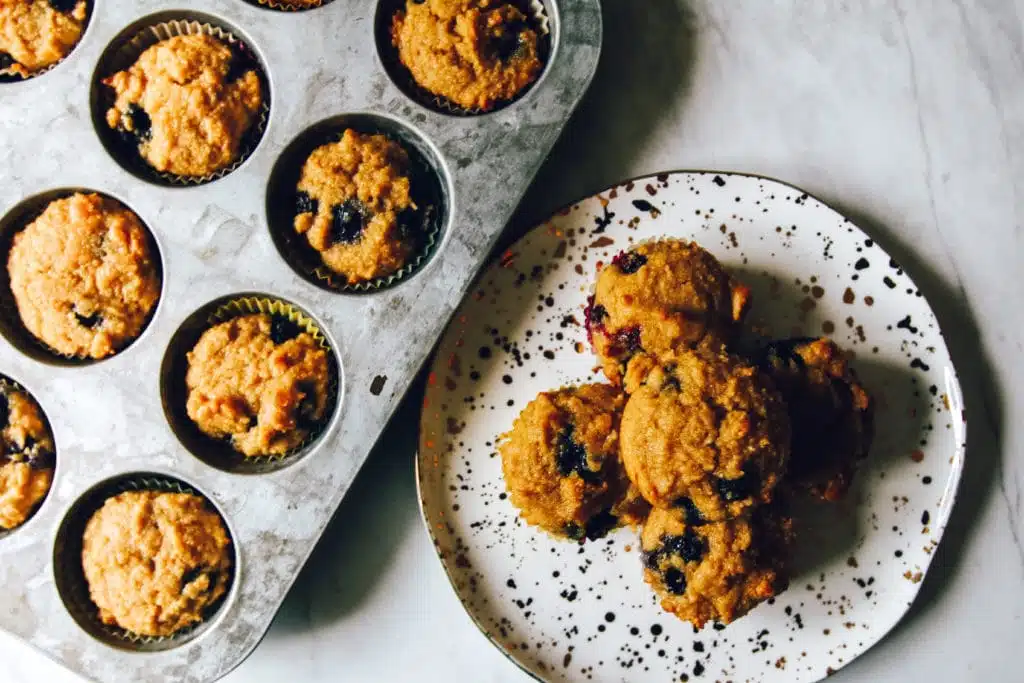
415,169,968,683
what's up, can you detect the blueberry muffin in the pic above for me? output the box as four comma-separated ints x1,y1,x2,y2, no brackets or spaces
81,490,232,637
619,349,790,520
294,129,420,285
390,0,544,111
585,240,751,387
641,504,792,628
0,383,54,529
7,193,161,359
499,383,643,540
0,0,88,78
103,33,263,178
756,337,873,501
185,313,330,457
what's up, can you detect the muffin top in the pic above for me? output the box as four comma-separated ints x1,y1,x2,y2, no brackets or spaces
641,504,792,628
293,129,418,285
500,383,634,540
185,313,331,457
391,0,544,111
81,490,232,637
619,349,790,520
586,239,751,387
0,0,88,77
7,192,161,359
0,382,54,529
756,337,874,501
103,33,263,178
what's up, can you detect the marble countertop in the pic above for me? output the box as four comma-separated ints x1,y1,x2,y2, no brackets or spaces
3,0,1021,681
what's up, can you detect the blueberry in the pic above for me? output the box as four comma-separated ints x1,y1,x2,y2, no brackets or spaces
588,303,608,325
584,508,618,540
269,317,302,345
664,567,687,595
663,530,707,563
612,326,642,355
47,0,78,12
716,466,760,502
674,497,705,525
26,449,54,471
642,549,661,570
555,426,600,484
295,191,318,215
0,53,13,71
563,522,585,541
123,104,152,142
328,200,366,245
73,309,102,329
613,250,647,274
0,393,8,427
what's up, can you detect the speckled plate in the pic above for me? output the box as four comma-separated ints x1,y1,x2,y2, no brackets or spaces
417,171,965,683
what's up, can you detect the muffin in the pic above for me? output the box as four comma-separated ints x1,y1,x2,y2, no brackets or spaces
390,0,544,111
499,383,642,540
756,337,874,501
185,313,330,457
294,129,420,285
0,0,88,78
0,383,54,529
585,240,751,387
619,349,790,520
81,490,232,637
102,33,263,178
641,504,792,628
7,192,161,359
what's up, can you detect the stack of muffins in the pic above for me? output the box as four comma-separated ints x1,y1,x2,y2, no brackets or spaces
499,238,874,628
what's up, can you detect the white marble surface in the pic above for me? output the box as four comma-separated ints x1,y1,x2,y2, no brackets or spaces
3,0,1022,681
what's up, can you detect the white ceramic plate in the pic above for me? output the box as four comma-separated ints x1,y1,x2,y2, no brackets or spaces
417,172,965,683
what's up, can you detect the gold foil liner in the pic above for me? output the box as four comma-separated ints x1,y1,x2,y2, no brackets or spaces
53,475,233,649
194,296,339,467
383,0,551,116
0,0,92,84
97,19,270,186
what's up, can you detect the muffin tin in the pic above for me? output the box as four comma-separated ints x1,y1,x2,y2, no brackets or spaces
0,1,601,681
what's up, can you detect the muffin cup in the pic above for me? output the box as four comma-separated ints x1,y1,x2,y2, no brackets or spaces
266,116,449,294
0,375,57,537
249,0,328,12
0,0,93,84
92,17,270,186
375,0,551,116
52,474,235,651
0,189,163,366
161,295,340,474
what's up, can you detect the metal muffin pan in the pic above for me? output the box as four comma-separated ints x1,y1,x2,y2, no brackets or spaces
0,0,602,681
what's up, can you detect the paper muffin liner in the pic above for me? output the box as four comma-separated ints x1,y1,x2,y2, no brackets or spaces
0,0,93,84
94,18,270,186
269,126,446,294
379,0,551,116
165,296,339,473
52,474,234,650
250,0,328,12
0,190,162,366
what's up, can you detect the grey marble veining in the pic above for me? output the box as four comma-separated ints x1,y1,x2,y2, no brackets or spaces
0,0,601,681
